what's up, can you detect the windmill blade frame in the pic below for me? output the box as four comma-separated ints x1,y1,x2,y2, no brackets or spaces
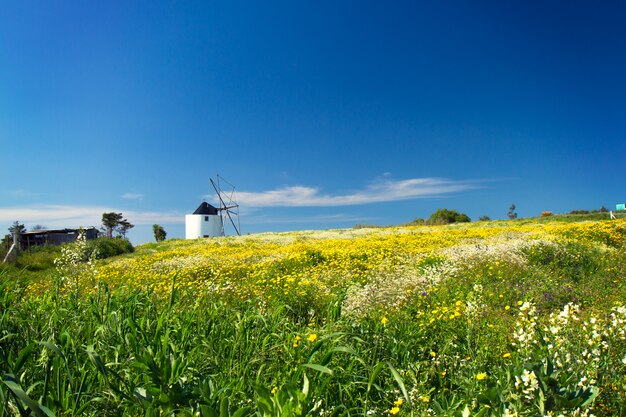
210,176,241,236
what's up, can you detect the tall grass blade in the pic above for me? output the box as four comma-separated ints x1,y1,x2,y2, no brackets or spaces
302,363,333,375
386,362,411,408
2,377,55,417
12,342,35,375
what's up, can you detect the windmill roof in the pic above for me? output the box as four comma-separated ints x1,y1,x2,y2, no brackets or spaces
193,202,219,215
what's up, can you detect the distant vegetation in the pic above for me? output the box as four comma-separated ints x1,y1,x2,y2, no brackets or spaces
101,212,134,238
405,208,471,226
570,206,609,215
153,224,167,242
427,208,471,224
353,224,382,229
356,206,626,230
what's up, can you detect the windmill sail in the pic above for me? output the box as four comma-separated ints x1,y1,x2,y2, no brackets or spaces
210,176,241,236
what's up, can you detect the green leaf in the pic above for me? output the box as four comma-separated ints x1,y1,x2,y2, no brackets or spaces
220,397,230,417
168,272,178,310
12,341,35,375
474,407,490,417
302,363,333,375
367,362,386,394
39,341,66,363
302,373,309,397
331,345,360,357
3,378,56,417
580,386,599,407
231,407,251,417
85,345,107,375
198,404,217,417
387,362,410,407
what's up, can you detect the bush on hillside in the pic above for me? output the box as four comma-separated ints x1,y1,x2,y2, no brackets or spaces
405,218,425,226
353,224,382,229
88,237,134,259
10,245,62,271
427,208,471,224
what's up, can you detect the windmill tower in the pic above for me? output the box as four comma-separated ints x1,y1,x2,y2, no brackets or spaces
185,175,241,239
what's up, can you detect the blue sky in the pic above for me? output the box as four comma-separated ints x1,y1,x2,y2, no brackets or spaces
1,1,625,244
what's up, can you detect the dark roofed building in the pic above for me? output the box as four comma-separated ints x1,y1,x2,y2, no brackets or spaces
19,227,99,249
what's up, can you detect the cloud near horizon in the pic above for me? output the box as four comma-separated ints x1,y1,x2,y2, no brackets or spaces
235,177,480,207
0,205,183,229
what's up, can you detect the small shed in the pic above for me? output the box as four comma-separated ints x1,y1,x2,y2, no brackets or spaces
19,227,99,249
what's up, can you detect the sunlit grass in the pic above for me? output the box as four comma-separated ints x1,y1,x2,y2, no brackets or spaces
1,218,625,415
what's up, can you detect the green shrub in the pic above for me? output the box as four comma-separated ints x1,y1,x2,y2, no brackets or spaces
88,237,134,259
427,208,471,224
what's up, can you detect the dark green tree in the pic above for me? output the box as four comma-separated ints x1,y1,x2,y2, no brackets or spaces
117,220,134,238
428,209,471,224
1,234,12,253
101,213,133,238
153,224,167,242
8,221,26,235
2,222,25,257
508,204,518,220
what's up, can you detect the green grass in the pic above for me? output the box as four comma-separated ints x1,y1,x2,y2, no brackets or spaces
1,218,625,416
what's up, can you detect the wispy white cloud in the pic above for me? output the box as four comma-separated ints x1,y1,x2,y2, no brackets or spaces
0,205,183,229
4,189,40,199
245,213,376,225
121,192,145,201
235,177,481,207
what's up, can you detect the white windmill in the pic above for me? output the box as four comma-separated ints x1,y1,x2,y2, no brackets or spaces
185,175,241,239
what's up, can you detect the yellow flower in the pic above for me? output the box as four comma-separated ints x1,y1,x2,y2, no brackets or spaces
389,406,400,415
441,371,447,377
430,351,436,357
394,398,403,406
517,300,523,306
381,316,389,325
307,333,318,342
271,387,278,394
503,352,511,358
505,305,510,311
476,372,487,381
293,343,299,348
418,395,430,403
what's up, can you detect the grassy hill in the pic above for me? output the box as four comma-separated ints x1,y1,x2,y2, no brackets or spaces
1,216,626,416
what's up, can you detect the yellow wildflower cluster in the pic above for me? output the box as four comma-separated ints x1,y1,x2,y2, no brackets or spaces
25,219,626,304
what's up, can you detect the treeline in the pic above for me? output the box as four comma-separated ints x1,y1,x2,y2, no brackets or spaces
355,204,621,229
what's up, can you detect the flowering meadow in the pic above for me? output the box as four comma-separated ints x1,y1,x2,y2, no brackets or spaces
1,218,626,416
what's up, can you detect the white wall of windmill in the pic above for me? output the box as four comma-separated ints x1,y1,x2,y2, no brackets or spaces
185,214,224,239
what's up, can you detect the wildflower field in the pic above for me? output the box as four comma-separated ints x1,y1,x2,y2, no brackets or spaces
2,218,626,416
